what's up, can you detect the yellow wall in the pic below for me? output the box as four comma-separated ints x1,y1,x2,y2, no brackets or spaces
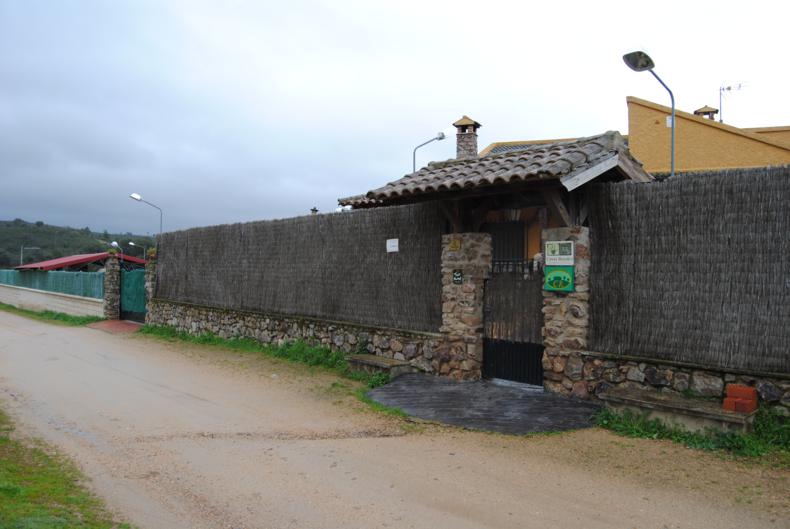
745,127,790,148
627,97,790,173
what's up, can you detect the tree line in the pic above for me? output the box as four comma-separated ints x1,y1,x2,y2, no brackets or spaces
0,219,155,268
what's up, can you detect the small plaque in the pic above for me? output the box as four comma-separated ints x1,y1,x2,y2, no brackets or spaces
452,269,463,284
544,265,575,292
386,238,399,253
545,240,574,266
448,238,461,251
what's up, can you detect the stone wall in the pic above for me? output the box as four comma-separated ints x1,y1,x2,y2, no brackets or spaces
538,226,789,411
148,299,441,369
541,227,591,399
146,233,491,379
144,258,156,303
103,255,120,319
578,353,790,414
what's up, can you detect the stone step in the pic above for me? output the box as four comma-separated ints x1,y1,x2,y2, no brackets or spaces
347,354,414,380
599,387,755,434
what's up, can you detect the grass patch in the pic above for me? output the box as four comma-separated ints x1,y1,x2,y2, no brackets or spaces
0,408,132,528
138,325,392,390
0,302,103,326
596,406,790,462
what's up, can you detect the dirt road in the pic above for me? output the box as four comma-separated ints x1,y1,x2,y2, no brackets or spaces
0,311,787,529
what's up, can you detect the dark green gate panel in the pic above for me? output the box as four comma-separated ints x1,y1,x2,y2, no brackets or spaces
120,269,146,322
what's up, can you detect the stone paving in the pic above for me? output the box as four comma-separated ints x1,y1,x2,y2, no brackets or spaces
87,319,142,335
368,373,601,435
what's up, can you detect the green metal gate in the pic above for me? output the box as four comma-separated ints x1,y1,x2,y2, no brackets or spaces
120,269,147,322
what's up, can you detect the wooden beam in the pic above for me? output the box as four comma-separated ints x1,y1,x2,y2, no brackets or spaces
538,207,549,229
470,198,499,231
577,194,589,225
439,200,463,233
559,155,619,191
541,189,573,227
359,179,562,208
617,152,653,182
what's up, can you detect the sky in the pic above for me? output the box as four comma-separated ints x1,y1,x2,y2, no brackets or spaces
1,0,789,235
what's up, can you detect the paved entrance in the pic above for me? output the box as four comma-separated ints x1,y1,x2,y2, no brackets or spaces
368,373,601,435
87,319,142,334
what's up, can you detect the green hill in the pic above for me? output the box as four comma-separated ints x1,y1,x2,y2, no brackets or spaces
0,219,155,268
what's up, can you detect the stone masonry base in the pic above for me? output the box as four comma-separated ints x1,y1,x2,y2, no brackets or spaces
543,349,790,413
146,232,492,381
147,299,443,374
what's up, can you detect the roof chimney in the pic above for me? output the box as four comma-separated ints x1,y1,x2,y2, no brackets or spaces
693,105,719,120
453,115,481,159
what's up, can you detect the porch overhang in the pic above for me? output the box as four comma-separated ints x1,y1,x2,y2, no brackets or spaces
339,131,652,209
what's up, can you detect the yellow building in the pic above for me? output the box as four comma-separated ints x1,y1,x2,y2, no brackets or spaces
626,97,790,173
482,97,790,174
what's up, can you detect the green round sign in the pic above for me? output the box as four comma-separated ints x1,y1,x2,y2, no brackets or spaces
544,266,574,292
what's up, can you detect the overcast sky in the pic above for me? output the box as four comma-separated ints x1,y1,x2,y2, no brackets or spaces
2,0,789,235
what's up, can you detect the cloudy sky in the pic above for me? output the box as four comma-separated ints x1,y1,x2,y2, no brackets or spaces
2,0,788,235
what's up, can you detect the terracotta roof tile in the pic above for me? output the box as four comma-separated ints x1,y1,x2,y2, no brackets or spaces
340,131,636,207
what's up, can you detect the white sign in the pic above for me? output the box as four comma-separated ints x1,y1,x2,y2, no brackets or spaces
386,238,399,253
545,240,574,266
666,115,674,128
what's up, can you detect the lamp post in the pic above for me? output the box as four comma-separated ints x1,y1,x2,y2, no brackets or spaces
623,51,675,178
128,241,147,258
129,193,163,236
19,246,40,266
412,132,446,173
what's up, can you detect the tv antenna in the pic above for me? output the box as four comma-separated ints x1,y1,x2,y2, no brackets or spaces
718,83,745,123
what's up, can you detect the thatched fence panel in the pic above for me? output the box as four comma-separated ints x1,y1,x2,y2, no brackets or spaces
588,166,790,374
156,203,444,333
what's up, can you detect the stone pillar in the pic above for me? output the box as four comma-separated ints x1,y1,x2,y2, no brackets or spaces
437,233,492,380
541,227,591,398
103,255,120,320
144,258,156,324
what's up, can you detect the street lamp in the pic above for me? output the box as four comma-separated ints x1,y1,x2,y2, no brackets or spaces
128,241,147,257
19,246,40,265
129,193,163,235
623,50,675,178
412,132,446,173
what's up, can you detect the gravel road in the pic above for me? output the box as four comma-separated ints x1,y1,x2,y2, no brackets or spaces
0,311,787,529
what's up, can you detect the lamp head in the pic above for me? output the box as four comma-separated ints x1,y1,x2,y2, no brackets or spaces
129,193,142,201
623,51,655,72
129,241,136,246
436,132,446,141
110,241,119,248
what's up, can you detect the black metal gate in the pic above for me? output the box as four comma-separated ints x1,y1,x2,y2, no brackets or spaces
482,221,544,385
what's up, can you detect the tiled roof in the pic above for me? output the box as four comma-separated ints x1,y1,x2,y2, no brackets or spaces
340,131,645,207
488,142,547,155
15,252,146,271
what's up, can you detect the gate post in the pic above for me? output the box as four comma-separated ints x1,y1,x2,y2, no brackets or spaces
144,256,156,324
541,227,591,398
437,233,492,380
103,255,120,320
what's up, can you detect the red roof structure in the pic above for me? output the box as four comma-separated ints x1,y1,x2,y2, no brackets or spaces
15,252,146,271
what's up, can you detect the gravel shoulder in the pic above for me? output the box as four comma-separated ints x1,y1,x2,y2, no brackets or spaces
0,311,787,529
